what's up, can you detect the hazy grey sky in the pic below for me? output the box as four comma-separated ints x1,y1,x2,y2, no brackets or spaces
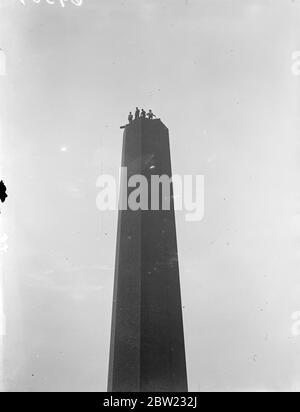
1,0,300,392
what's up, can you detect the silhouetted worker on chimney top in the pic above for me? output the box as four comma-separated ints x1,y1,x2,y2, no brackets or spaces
147,110,156,120
141,109,146,119
135,107,140,119
128,112,133,123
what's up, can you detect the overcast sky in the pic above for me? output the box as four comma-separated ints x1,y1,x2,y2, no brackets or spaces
1,0,300,392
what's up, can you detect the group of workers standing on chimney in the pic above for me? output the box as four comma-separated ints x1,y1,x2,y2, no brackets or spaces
128,108,156,124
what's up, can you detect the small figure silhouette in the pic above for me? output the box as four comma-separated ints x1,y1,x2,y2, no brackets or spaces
135,107,140,119
128,112,133,123
141,109,146,119
147,110,156,119
0,180,7,204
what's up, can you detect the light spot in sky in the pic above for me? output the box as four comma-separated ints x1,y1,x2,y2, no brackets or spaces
60,146,68,153
248,3,263,14
0,234,8,254
68,185,83,198
0,49,6,77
